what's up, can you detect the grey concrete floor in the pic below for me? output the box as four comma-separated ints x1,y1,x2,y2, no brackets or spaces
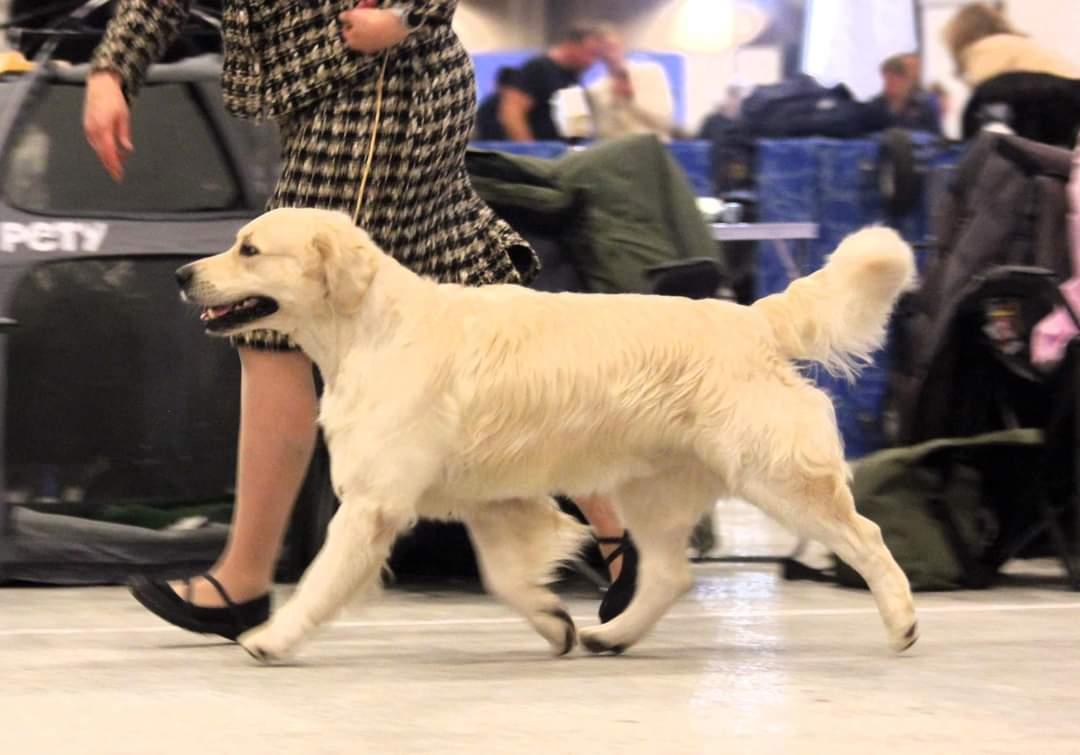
2,504,1079,754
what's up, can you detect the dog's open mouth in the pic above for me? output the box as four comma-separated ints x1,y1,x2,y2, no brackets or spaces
199,296,279,332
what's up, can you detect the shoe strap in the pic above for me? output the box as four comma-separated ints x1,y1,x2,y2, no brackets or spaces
192,574,248,635
195,573,250,633
199,573,240,611
595,532,630,567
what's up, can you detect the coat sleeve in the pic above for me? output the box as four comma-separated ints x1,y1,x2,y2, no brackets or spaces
411,0,458,24
89,0,193,100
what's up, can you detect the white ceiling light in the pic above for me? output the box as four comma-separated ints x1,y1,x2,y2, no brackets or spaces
661,0,770,53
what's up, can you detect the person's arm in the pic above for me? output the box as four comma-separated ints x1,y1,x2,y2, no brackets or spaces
613,63,683,140
83,72,131,182
89,0,192,102
499,87,536,142
623,102,682,139
84,0,191,182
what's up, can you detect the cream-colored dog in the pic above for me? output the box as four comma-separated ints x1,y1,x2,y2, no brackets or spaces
176,208,919,663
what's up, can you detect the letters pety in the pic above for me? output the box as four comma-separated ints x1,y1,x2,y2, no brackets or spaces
0,222,108,254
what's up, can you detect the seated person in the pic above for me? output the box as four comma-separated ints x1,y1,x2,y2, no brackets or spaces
868,53,941,134
557,33,681,142
474,66,518,141
498,23,610,142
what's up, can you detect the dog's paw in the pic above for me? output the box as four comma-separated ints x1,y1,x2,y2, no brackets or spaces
238,622,297,665
539,608,577,656
890,620,919,654
578,626,626,656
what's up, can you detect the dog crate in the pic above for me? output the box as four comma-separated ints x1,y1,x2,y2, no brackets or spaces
0,50,330,583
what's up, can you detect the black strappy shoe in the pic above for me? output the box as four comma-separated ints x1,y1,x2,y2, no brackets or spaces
129,573,271,641
596,532,639,624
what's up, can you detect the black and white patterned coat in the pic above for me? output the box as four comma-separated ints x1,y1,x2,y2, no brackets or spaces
92,0,536,348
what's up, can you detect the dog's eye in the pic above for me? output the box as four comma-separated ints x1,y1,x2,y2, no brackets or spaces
239,242,260,258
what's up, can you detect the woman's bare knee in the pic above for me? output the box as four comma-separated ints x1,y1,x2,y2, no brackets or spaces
239,348,316,401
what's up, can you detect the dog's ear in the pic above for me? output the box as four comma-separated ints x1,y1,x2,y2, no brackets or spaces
310,225,376,314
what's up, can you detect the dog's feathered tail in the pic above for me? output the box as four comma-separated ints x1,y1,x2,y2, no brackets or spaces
752,227,916,380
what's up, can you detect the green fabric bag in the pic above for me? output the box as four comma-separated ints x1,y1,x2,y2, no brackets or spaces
837,429,1043,591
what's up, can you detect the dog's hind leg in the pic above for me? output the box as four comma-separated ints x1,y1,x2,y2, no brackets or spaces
744,472,918,653
239,497,412,663
464,497,590,656
578,471,714,655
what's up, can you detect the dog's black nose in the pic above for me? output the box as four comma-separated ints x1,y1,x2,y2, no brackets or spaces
175,264,194,290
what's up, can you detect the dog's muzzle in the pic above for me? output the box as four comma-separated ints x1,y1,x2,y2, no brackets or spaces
174,262,280,334
175,262,196,291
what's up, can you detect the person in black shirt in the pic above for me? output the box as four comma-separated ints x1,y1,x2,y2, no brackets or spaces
474,66,519,141
499,23,611,142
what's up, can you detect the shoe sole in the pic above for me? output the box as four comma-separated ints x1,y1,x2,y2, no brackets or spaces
129,581,249,642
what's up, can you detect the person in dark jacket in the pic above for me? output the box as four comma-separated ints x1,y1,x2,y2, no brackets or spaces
867,54,942,134
474,66,519,141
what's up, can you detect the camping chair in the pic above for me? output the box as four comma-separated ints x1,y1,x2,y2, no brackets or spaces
940,266,1080,589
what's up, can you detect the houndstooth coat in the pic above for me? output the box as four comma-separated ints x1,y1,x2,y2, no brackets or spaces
92,0,537,350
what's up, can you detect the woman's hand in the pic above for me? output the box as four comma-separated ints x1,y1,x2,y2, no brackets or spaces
339,2,410,54
83,71,133,182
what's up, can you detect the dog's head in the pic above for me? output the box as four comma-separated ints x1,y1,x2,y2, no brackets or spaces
176,208,380,338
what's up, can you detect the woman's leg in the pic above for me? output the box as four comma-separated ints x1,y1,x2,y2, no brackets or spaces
575,494,628,580
176,347,319,606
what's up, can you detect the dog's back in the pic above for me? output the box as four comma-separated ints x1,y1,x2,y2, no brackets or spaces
433,227,915,501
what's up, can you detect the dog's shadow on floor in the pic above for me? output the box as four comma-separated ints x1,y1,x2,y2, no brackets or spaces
156,641,236,650
282,645,732,681
143,633,901,676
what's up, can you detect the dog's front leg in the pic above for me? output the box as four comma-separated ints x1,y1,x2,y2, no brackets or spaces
239,497,411,664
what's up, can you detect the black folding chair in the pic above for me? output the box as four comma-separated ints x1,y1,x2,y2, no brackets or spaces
944,266,1080,589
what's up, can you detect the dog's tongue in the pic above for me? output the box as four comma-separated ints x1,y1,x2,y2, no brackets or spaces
201,305,234,322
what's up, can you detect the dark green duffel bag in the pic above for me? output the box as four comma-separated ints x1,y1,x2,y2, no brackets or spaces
836,429,1045,591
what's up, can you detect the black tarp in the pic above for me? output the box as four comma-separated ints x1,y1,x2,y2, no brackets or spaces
2,508,227,585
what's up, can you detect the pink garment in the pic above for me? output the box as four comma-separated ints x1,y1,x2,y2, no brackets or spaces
1031,141,1080,369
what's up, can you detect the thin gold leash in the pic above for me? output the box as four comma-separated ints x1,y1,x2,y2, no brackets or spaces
353,53,390,224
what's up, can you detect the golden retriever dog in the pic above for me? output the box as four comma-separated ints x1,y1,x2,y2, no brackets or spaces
176,208,919,663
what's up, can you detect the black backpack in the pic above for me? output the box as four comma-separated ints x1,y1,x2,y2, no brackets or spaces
739,74,884,140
